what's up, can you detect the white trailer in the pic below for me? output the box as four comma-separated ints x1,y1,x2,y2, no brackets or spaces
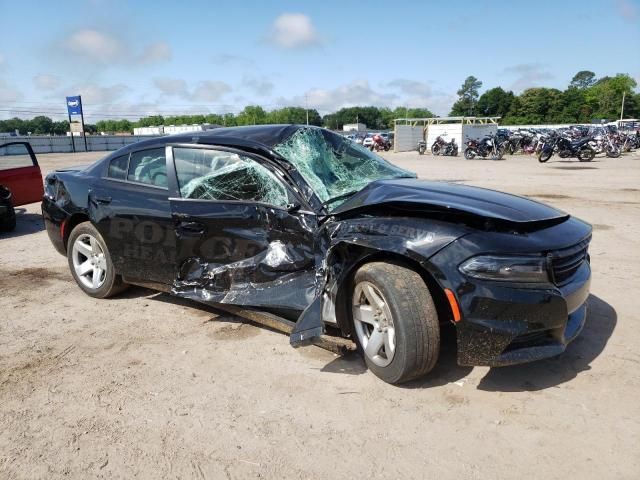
133,126,164,135
393,117,501,152
343,123,367,133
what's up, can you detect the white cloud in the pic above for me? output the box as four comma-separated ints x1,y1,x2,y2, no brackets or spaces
242,75,274,96
385,79,456,115
153,77,232,102
278,80,397,113
154,77,189,96
63,29,124,64
266,13,321,49
65,82,130,104
0,52,4,67
33,74,61,90
212,53,254,67
503,64,554,92
0,79,23,103
60,29,172,66
137,42,172,64
276,79,454,115
191,81,233,102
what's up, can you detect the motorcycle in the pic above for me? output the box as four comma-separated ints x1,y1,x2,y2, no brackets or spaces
538,132,595,163
370,136,391,152
417,141,427,155
431,136,458,156
464,133,505,160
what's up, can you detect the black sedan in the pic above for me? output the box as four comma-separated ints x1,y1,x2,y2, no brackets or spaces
42,125,592,384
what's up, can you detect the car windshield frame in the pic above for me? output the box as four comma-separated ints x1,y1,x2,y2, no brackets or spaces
273,127,415,211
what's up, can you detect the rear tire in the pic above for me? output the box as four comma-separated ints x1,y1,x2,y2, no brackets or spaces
67,221,128,298
350,262,440,384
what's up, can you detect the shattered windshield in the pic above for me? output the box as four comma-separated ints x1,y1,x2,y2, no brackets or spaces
273,127,415,209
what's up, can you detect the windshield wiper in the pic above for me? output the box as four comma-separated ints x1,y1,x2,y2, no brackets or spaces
321,189,361,207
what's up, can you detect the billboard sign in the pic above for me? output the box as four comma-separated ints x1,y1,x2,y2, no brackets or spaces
69,122,84,133
66,96,83,115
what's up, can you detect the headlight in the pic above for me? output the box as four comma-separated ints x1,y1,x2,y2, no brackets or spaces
459,255,549,283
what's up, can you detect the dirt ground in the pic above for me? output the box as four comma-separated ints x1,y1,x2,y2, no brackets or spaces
1,148,639,479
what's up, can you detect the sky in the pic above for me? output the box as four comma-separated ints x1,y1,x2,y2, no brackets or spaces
0,0,638,122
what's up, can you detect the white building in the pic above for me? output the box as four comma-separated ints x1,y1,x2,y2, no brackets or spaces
393,117,501,152
343,123,367,133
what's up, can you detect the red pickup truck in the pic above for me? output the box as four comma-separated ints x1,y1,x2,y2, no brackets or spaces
0,142,44,231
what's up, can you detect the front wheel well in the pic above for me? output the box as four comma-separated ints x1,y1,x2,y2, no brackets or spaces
333,249,454,337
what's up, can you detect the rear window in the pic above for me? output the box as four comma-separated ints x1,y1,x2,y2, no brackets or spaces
107,155,128,180
127,148,167,188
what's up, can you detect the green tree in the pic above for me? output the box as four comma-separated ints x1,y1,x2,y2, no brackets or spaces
137,115,164,127
235,106,268,125
476,87,515,117
28,116,54,134
569,70,597,89
449,76,483,116
585,74,638,120
266,107,321,125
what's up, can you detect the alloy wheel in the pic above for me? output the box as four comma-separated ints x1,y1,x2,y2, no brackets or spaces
352,281,396,367
72,233,107,290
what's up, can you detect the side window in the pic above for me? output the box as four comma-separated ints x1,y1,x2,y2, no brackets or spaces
173,147,292,207
107,154,128,180
127,148,167,188
0,143,35,171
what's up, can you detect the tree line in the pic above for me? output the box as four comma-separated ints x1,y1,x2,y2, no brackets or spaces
450,71,639,124
1,71,637,135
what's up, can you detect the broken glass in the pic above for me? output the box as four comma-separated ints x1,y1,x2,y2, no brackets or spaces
174,147,291,207
273,127,415,209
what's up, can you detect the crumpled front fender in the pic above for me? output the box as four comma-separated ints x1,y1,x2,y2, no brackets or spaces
290,216,470,346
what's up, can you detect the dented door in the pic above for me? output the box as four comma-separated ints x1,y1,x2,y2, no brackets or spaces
167,145,317,311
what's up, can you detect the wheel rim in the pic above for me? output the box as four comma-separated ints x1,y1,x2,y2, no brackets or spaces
352,281,396,367
72,233,107,290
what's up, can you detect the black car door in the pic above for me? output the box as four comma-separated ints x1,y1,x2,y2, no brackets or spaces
166,144,317,311
89,146,176,284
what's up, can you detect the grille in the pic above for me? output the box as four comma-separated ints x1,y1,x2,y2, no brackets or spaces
549,236,591,285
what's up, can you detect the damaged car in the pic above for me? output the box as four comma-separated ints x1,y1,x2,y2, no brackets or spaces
42,125,592,384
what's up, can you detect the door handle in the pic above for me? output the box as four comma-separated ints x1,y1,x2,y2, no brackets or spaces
176,221,205,235
94,195,112,204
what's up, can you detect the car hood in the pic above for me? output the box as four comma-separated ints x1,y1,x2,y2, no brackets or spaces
331,178,569,225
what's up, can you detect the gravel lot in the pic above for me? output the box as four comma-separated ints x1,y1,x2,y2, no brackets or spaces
1,149,639,479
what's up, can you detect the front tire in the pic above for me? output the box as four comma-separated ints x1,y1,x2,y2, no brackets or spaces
67,221,128,298
431,143,441,155
578,148,595,162
605,146,621,158
464,147,476,160
538,150,552,162
351,262,440,384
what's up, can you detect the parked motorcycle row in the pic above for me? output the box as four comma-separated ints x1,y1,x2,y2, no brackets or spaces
417,133,505,160
416,125,639,162
501,125,640,162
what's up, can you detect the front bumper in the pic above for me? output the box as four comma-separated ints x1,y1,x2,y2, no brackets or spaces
453,261,591,366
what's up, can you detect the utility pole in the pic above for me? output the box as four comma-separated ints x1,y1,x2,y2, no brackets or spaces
620,91,626,120
305,94,309,125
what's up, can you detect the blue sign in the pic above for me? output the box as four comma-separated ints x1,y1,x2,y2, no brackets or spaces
66,96,83,115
